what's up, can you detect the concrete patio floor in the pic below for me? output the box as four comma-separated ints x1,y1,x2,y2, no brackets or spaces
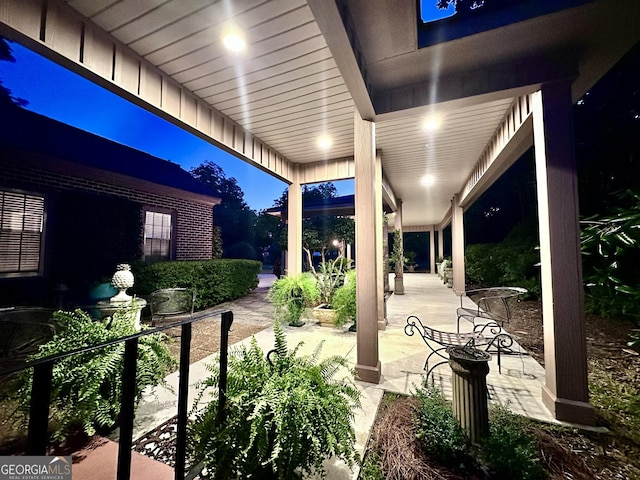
116,272,555,479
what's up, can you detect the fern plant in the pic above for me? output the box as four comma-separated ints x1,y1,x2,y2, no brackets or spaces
268,273,319,326
189,322,361,479
333,269,356,328
16,308,175,441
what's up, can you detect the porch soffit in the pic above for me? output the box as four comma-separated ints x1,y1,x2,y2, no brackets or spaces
0,0,638,228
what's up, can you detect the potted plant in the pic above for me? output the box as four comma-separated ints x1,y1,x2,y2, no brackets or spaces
333,269,357,331
267,273,319,327
405,250,418,272
310,255,351,325
189,322,361,479
442,257,454,287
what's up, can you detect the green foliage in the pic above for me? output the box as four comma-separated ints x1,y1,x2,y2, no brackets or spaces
414,383,470,467
465,222,540,298
190,161,258,256
480,404,547,480
389,230,404,274
360,450,385,480
313,256,350,306
333,270,356,327
590,365,640,444
268,273,319,326
189,323,361,479
16,308,175,441
132,259,261,310
581,189,640,326
211,225,223,259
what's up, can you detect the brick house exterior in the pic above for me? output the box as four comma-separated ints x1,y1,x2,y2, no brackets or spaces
0,105,220,306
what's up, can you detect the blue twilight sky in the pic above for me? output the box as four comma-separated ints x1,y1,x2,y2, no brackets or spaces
0,40,354,212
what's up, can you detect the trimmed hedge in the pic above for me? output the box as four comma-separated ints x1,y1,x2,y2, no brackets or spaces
132,259,262,310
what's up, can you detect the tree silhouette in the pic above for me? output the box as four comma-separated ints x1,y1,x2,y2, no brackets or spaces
190,161,257,259
0,37,27,107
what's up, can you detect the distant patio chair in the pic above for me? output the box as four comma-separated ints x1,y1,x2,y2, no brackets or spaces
148,288,196,326
456,287,527,333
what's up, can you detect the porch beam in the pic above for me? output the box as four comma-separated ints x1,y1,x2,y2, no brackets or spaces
354,111,380,384
532,84,595,425
459,95,535,208
373,53,577,117
0,0,295,182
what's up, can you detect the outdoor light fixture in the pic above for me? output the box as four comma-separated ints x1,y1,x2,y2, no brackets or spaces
421,175,435,186
423,116,441,131
317,135,333,150
222,25,246,52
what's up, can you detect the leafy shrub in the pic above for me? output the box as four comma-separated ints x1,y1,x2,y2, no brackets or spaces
133,259,261,310
480,404,547,480
581,189,640,327
268,273,319,326
465,222,540,298
189,323,361,479
414,383,470,466
16,308,175,441
333,269,356,327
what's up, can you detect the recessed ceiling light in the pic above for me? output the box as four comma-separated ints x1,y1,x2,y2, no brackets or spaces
421,175,435,186
423,116,441,131
317,135,333,150
222,27,246,52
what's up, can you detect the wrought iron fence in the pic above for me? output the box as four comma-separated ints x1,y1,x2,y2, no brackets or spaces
0,309,234,480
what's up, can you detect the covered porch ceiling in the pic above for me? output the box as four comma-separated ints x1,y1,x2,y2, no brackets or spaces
2,0,639,227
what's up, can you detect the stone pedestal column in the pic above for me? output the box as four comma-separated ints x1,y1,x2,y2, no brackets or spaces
448,346,490,444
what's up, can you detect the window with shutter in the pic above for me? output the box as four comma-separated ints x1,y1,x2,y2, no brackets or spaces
0,190,45,276
143,210,173,262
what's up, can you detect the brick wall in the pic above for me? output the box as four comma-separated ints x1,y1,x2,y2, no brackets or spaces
0,154,214,261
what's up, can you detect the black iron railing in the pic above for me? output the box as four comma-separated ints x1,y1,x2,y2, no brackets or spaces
0,309,234,480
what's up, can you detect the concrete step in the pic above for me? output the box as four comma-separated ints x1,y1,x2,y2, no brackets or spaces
72,438,173,480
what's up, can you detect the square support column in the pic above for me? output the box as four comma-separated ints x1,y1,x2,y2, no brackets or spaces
532,84,595,425
287,171,303,276
451,195,466,294
429,225,436,274
354,111,381,384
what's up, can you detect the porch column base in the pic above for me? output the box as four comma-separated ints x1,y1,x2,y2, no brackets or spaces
356,361,381,384
377,320,386,331
542,385,596,426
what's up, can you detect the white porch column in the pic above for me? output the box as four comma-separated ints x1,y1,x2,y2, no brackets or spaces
429,225,436,274
437,229,444,261
354,111,381,384
451,195,466,294
375,151,386,330
286,170,303,276
393,202,405,295
533,84,595,425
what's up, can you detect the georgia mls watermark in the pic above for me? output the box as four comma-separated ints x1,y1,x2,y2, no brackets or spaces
0,456,71,480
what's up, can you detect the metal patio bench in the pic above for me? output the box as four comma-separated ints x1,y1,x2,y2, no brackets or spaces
404,315,515,377
456,287,527,333
148,288,196,326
